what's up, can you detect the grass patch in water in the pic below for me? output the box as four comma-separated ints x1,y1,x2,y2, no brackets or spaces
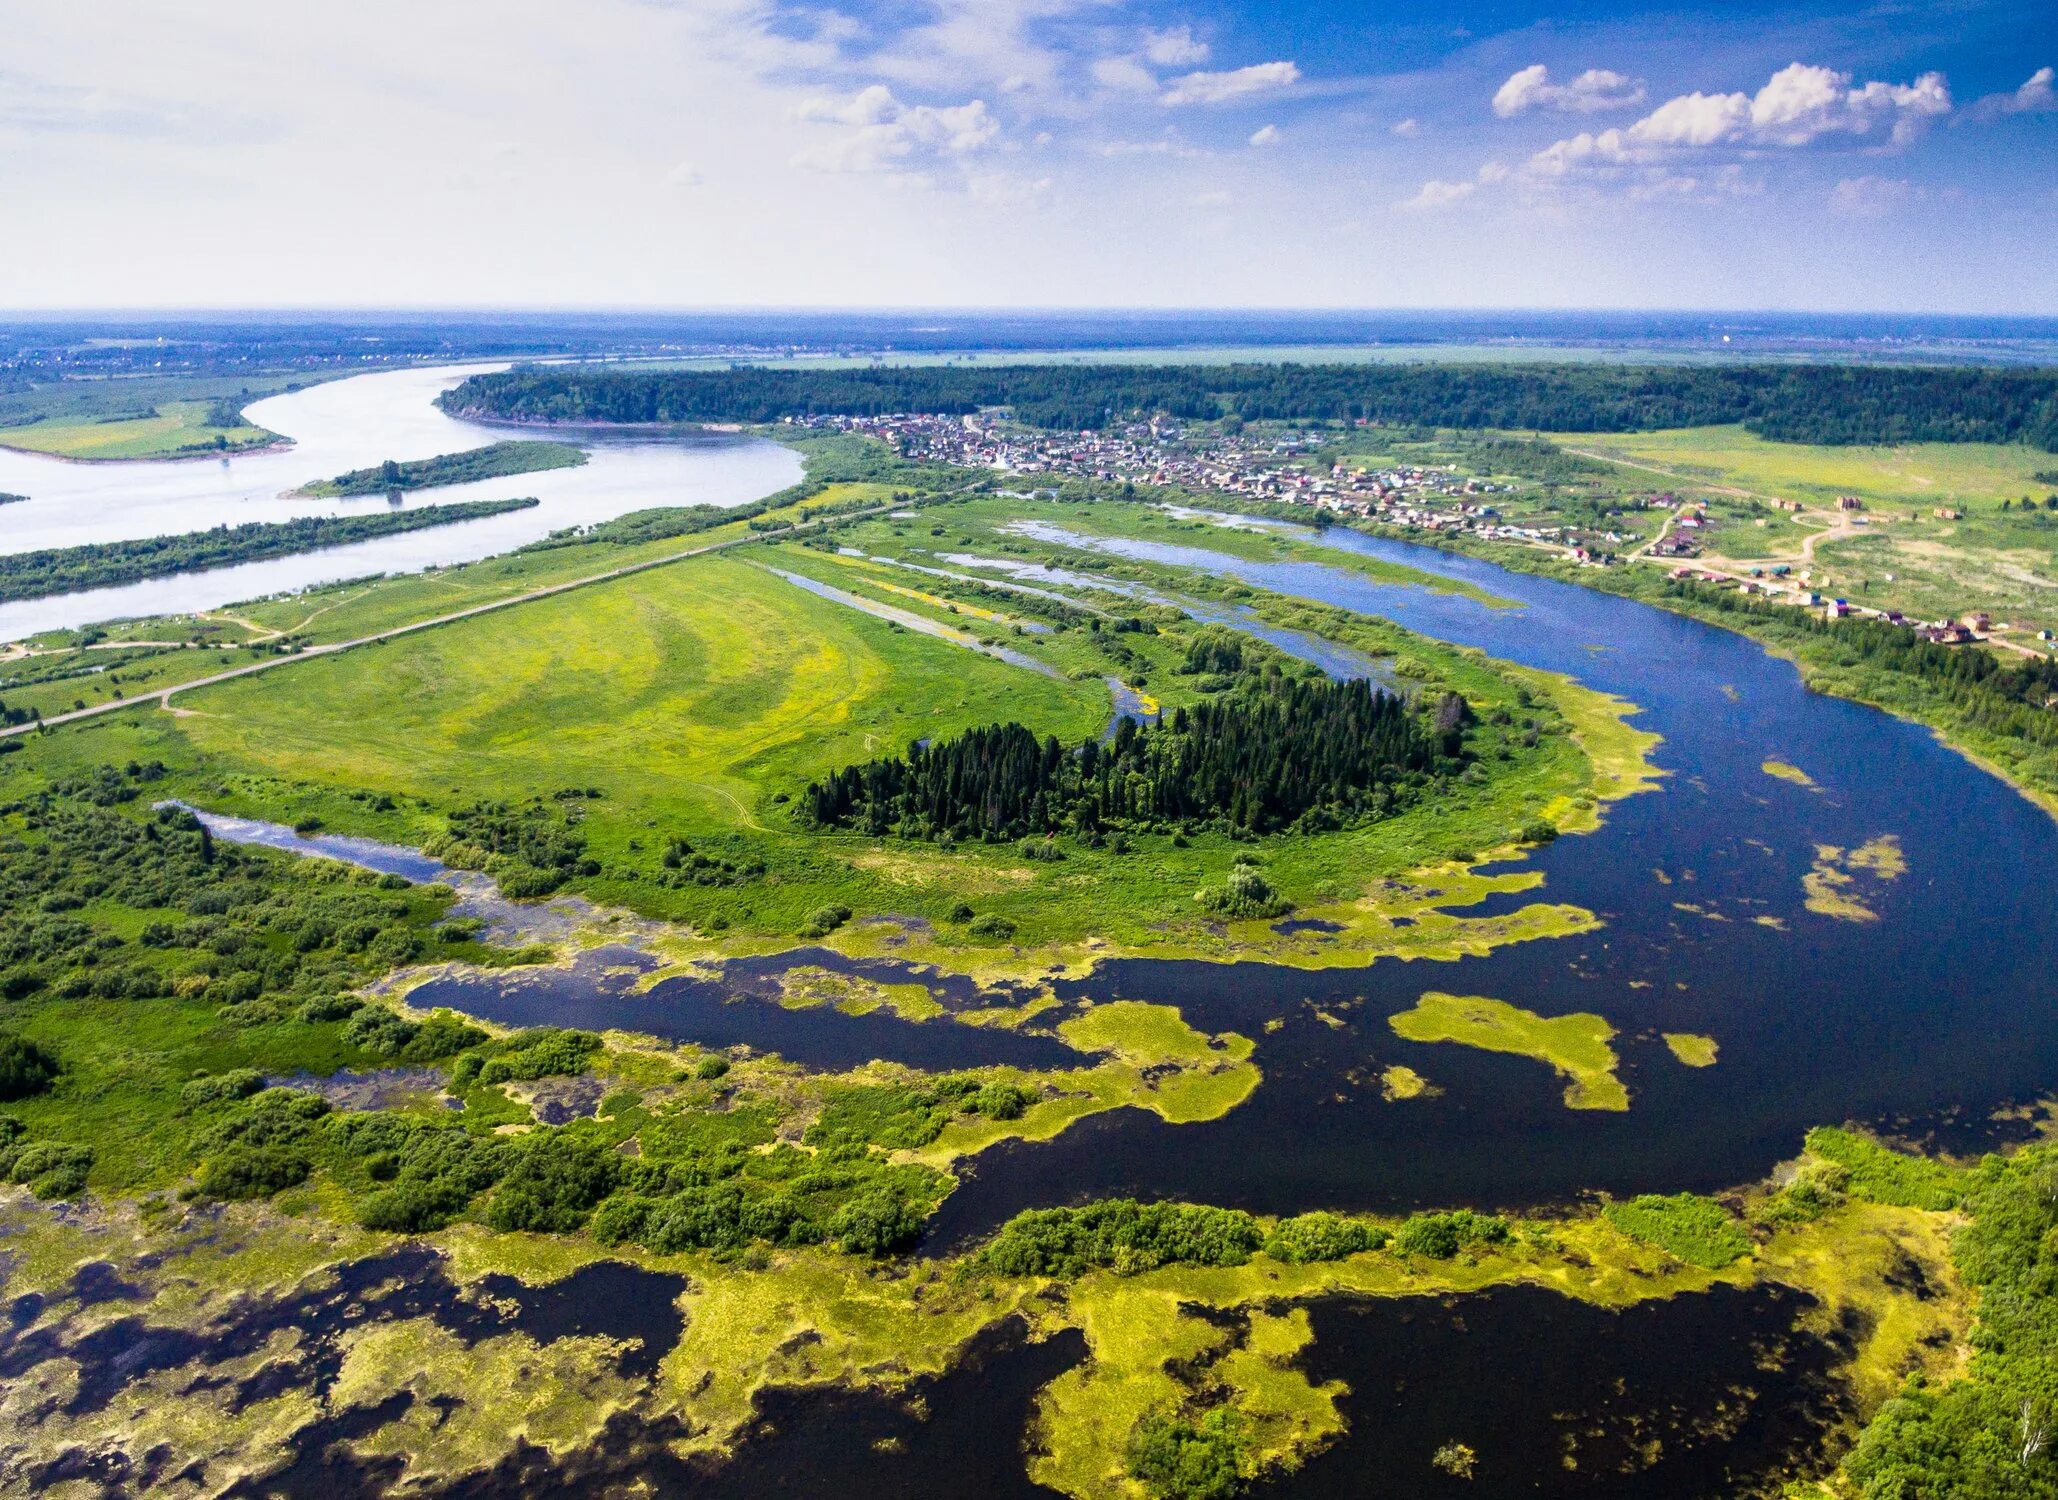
1762,759,1817,787
1662,1032,1720,1067
1388,991,1628,1111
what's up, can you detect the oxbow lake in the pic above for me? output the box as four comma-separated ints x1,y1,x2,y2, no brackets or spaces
0,363,801,640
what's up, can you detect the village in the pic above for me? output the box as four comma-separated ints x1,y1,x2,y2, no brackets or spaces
790,410,2041,658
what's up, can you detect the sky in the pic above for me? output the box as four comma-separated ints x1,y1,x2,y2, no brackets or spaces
0,0,2052,312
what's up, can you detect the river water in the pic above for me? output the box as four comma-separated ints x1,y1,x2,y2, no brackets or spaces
0,364,801,640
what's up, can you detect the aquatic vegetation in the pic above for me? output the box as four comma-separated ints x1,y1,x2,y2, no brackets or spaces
1762,759,1818,787
1377,1063,1435,1100
1803,1126,1968,1210
1387,991,1628,1111
1662,1032,1720,1067
1803,835,1907,922
1603,1192,1753,1269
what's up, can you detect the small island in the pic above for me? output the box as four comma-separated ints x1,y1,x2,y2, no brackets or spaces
295,440,586,498
0,492,27,506
0,499,540,602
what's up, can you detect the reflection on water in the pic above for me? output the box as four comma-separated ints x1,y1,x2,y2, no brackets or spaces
0,363,801,639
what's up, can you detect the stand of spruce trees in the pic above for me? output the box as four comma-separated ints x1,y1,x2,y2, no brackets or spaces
803,677,1470,842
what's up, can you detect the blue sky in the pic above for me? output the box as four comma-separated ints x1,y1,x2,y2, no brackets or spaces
0,0,2050,310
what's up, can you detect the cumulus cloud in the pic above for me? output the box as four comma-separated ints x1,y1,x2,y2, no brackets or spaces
1400,178,1476,210
1143,26,1210,68
1965,66,2055,122
1191,188,1232,207
1248,123,1279,147
1829,174,1918,216
1389,117,1421,137
1492,64,1646,117
1091,56,1158,94
1160,61,1300,107
1523,62,1952,183
793,84,998,174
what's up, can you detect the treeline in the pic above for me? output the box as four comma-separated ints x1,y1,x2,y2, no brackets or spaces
0,499,539,603
299,440,584,497
442,363,2058,450
803,677,1465,842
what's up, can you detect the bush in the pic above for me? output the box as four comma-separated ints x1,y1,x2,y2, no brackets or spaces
981,1200,1265,1278
1128,1409,1249,1500
829,1188,924,1255
1195,862,1289,920
7,1140,93,1199
1804,1127,1968,1210
967,914,1017,940
1517,819,1559,845
695,1054,731,1081
1393,1209,1510,1260
0,1034,60,1101
1603,1193,1752,1269
485,1131,622,1233
199,1143,311,1200
797,904,853,940
180,1069,266,1109
1264,1211,1389,1264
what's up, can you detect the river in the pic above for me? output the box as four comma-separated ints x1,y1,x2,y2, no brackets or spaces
0,364,801,640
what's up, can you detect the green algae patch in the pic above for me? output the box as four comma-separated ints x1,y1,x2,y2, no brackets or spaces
1389,992,1628,1111
1379,1064,1436,1100
1762,759,1818,788
909,1002,1261,1167
774,965,947,1023
1663,1032,1720,1068
1803,835,1906,922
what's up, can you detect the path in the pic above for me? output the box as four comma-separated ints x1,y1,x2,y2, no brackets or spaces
1,503,907,740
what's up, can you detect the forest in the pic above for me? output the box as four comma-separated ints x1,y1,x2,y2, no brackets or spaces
0,499,538,603
802,676,1465,843
298,440,584,497
442,362,2058,449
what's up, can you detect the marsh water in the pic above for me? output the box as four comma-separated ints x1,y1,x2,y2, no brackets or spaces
0,364,800,639
167,503,2058,1497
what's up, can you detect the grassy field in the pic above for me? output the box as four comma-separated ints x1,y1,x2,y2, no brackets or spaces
0,370,305,460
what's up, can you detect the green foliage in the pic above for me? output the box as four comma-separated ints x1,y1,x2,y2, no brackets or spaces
445,363,2058,451
0,501,539,604
343,1007,488,1063
804,677,1454,842
428,798,597,894
979,1199,1266,1278
485,1130,621,1232
1843,1145,2058,1498
1196,861,1289,920
178,1069,265,1108
1262,1211,1391,1264
453,1027,604,1087
0,1034,60,1101
1603,1193,1752,1269
1128,1409,1250,1500
302,441,584,497
1392,1208,1511,1260
1806,1127,1969,1210
694,1054,731,1081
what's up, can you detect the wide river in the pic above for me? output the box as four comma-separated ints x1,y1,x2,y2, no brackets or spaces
0,364,801,640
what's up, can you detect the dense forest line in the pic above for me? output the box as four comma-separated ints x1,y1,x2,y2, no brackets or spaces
0,499,538,603
443,363,2058,449
803,676,1466,843
297,440,584,497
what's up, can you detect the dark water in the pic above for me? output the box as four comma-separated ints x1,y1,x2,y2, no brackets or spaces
1263,1283,1849,1500
922,518,2058,1241
407,945,1078,1074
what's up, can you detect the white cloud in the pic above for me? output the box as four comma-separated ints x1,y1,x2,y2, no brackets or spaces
1401,178,1476,210
793,84,999,175
1160,61,1300,107
1092,56,1158,94
1521,61,1952,185
1829,174,1917,216
667,161,703,189
1389,117,1420,138
1492,64,1646,117
1191,188,1232,207
1143,26,1209,68
1966,66,2055,122
1248,123,1279,147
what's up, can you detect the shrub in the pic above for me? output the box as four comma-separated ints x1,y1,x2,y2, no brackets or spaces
180,1069,266,1109
1393,1209,1511,1260
1195,862,1289,920
199,1144,312,1200
0,1034,60,1102
1603,1193,1752,1269
967,914,1017,940
829,1188,925,1256
981,1200,1265,1278
797,904,854,940
1264,1211,1390,1264
485,1131,622,1233
695,1054,731,1081
1128,1409,1249,1500
1804,1127,1968,1210
8,1140,93,1199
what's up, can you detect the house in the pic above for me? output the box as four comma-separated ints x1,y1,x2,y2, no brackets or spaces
1826,600,1853,619
1964,612,1993,631
1837,496,1864,511
1933,507,1964,520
